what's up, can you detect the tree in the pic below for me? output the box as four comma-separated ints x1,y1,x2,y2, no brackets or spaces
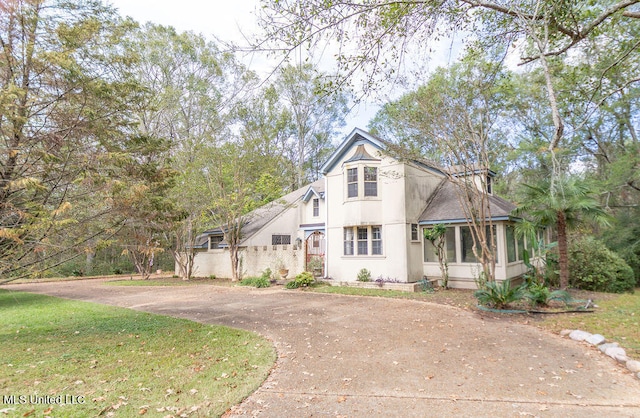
259,0,640,190
0,0,142,280
274,63,349,187
129,23,251,279
258,1,639,97
514,175,611,289
371,52,511,280
423,224,449,288
113,135,179,280
199,142,282,281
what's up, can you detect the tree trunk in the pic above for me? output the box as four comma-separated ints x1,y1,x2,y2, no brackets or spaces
556,211,569,289
229,245,239,281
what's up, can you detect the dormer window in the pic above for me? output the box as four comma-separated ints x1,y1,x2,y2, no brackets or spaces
313,198,319,217
364,167,378,197
347,168,358,198
209,235,223,250
345,165,380,199
343,144,381,200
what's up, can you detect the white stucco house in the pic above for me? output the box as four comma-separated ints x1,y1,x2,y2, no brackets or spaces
189,128,538,289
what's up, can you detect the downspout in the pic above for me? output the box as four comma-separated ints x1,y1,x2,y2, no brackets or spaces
324,175,329,279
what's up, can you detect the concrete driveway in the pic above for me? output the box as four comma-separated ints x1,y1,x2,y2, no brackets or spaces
5,279,640,417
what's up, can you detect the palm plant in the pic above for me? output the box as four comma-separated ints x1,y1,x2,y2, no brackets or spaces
514,175,610,289
474,280,527,309
524,282,571,307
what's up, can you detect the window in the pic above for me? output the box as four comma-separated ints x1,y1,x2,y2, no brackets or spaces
357,227,368,255
411,224,419,241
344,225,382,256
364,167,378,197
423,227,456,262
424,239,437,262
343,228,354,255
272,234,291,245
486,175,492,194
506,225,517,263
313,198,319,217
460,226,497,263
517,233,526,261
209,235,223,250
347,168,358,198
372,226,382,255
445,228,456,262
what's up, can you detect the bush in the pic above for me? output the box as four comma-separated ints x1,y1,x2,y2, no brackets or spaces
285,271,315,289
524,282,571,307
619,246,640,287
474,280,526,309
569,237,635,293
239,276,270,288
356,268,371,282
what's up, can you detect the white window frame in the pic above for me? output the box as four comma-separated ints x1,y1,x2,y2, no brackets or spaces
346,168,358,198
343,225,383,256
364,166,378,197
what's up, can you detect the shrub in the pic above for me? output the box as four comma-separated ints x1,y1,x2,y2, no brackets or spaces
524,282,571,307
474,280,526,309
356,268,371,282
569,237,635,293
239,276,270,288
618,246,640,286
285,280,299,289
285,271,315,289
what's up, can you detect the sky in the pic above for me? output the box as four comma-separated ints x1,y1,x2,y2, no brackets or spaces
106,1,464,133
108,0,258,43
106,0,381,131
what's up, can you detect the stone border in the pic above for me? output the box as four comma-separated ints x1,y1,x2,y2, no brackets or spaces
561,329,640,380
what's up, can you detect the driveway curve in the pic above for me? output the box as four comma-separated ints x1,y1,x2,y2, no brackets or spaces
5,279,640,417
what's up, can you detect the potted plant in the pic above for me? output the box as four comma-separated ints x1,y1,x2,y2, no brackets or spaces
275,258,288,279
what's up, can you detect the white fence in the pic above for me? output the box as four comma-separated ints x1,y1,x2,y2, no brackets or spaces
185,244,306,279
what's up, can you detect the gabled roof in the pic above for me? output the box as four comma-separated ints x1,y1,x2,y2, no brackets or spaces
302,180,326,202
419,179,516,225
198,179,324,246
321,128,386,174
321,128,447,177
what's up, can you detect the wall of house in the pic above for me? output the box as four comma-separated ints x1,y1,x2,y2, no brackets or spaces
421,222,528,289
404,164,444,282
188,244,305,279
242,205,303,247
325,142,413,282
300,193,325,226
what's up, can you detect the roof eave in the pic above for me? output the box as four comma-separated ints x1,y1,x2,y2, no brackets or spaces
418,215,518,226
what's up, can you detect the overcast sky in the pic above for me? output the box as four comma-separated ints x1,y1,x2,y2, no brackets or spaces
106,1,466,132
108,0,258,43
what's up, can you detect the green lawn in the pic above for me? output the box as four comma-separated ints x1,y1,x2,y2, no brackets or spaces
538,291,640,358
0,290,275,417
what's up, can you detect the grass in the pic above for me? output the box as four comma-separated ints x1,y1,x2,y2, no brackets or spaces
537,290,640,358
0,290,275,417
309,283,477,309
